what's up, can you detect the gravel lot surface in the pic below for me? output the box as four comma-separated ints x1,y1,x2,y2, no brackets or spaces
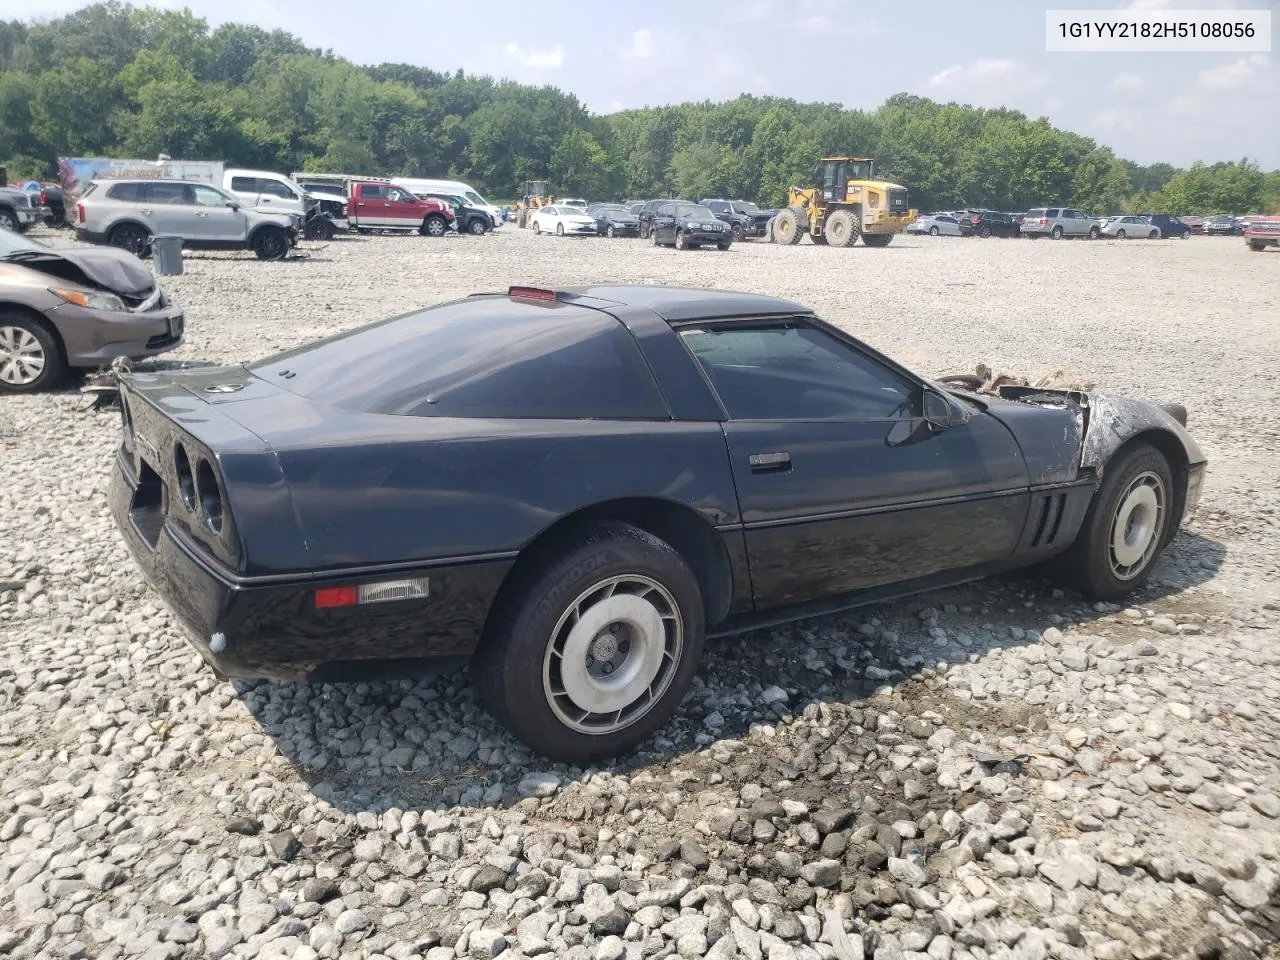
2,227,1278,960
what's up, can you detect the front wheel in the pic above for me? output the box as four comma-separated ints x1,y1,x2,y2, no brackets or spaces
0,208,21,233
556,223,564,237
0,313,65,393
717,241,731,251
1116,230,1126,239
421,215,448,237
304,217,335,241
1058,443,1174,600
473,523,706,764
929,226,939,236
109,223,151,257
731,224,744,243
468,218,487,236
1249,241,1267,252
862,233,893,247
606,225,616,238
1148,230,1159,240
674,230,687,250
252,228,289,260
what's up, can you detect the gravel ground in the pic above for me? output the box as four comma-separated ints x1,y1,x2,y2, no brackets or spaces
2,227,1278,960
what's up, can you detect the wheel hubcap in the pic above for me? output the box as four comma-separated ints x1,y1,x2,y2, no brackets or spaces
542,574,683,735
0,326,46,385
1108,471,1166,579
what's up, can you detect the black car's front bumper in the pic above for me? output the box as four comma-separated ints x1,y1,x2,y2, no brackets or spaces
678,228,732,245
602,222,640,236
109,451,513,681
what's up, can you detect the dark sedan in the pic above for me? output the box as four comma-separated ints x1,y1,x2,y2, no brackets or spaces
960,211,1019,237
0,230,183,392
1203,215,1239,236
110,285,1204,762
650,201,732,249
586,203,641,237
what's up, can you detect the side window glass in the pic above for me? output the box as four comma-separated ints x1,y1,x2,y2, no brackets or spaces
362,185,386,200
192,185,229,207
680,325,916,421
261,179,295,199
145,182,190,205
1047,208,1060,217
230,176,257,192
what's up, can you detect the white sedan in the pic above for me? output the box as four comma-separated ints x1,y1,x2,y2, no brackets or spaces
531,205,599,236
906,214,962,237
1101,216,1160,240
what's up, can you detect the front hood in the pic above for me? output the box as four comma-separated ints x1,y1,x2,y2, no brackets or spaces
7,247,155,295
608,217,639,225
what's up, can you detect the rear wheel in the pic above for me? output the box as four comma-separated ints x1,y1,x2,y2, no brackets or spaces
1088,226,1100,240
1116,229,1126,239
774,206,808,245
473,523,705,764
862,233,893,247
252,227,289,260
1051,225,1064,239
0,313,65,394
109,223,151,257
1058,443,1174,600
823,209,859,248
304,217,335,241
978,225,991,238
518,210,528,229
1249,241,1267,252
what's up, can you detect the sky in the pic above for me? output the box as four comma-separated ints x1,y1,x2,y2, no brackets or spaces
2,0,1277,169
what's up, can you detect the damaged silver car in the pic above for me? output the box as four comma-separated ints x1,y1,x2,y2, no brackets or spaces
0,231,184,393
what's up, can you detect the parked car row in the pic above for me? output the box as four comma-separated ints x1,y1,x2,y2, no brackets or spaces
907,207,1213,241
528,199,739,250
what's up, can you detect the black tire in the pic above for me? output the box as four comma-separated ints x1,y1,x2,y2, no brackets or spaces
978,225,991,238
717,241,731,251
0,312,66,394
556,223,564,237
109,223,151,257
1051,225,1064,239
304,217,335,241
0,208,19,232
731,223,744,242
421,215,448,237
1249,241,1267,252
1088,226,1100,240
1116,229,1126,240
606,225,616,238
929,226,939,236
774,206,808,245
862,233,893,247
1148,230,1159,240
651,227,662,247
473,522,706,764
468,218,487,236
674,230,688,250
1058,443,1175,601
518,210,528,229
823,209,859,247
252,227,289,261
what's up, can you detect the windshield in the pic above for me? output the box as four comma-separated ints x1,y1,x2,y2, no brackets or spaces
0,231,47,257
597,205,630,216
464,190,487,207
676,203,715,219
736,201,760,213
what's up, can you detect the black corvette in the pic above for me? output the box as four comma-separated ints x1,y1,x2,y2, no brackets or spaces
110,285,1206,763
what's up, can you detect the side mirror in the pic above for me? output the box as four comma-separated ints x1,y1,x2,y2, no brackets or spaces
228,202,240,211
923,389,953,429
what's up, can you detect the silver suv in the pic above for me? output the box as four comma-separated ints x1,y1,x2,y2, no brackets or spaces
75,179,300,260
1021,207,1101,240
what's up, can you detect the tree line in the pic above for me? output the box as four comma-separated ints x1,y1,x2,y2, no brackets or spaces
2,3,1277,215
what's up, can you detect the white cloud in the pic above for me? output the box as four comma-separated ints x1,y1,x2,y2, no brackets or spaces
626,29,654,60
1197,54,1270,91
926,58,1023,88
499,42,564,70
1093,108,1137,132
923,59,1047,107
1111,72,1146,92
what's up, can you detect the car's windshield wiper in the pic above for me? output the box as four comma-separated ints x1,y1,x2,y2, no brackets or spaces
1,250,56,261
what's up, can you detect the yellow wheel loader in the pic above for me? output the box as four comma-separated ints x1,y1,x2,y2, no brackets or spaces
517,180,552,228
772,157,917,247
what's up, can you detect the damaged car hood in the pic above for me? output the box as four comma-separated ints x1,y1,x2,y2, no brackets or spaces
7,247,157,296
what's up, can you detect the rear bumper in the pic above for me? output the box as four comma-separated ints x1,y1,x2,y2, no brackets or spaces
74,228,110,244
109,451,511,680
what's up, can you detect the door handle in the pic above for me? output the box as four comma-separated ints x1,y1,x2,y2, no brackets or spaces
748,452,791,473
194,212,209,217
139,209,153,216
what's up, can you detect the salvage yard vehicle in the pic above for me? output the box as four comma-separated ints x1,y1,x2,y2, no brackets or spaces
772,156,916,247
530,205,598,236
396,178,504,228
108,284,1205,762
700,199,777,241
75,179,300,260
346,181,454,235
223,168,347,240
1203,215,1239,236
416,192,492,235
0,185,41,233
1137,213,1191,239
1101,216,1160,240
0,229,183,392
960,211,1019,238
586,203,641,237
906,214,962,237
1020,207,1101,240
1244,215,1280,251
650,201,732,250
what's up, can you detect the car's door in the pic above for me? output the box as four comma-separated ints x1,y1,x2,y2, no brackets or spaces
141,181,198,236
354,184,387,226
191,184,249,241
538,206,558,231
1063,209,1088,236
383,186,422,230
679,321,1031,609
654,202,677,242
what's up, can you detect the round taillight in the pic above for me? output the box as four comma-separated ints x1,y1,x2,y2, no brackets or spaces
195,458,223,534
174,444,196,512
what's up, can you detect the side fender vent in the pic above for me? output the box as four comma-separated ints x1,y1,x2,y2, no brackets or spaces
1031,492,1068,548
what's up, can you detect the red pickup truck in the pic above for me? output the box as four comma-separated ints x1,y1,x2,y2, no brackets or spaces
1244,215,1280,252
347,181,454,236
